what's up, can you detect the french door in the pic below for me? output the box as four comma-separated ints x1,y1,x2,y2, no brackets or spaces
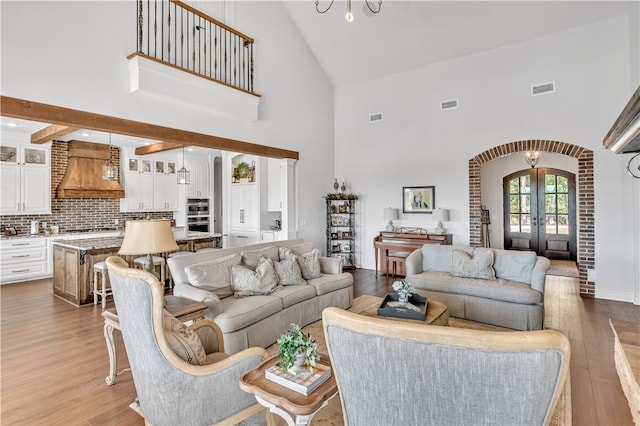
503,168,576,260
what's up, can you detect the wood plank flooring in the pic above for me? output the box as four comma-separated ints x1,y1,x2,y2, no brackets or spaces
1,268,638,425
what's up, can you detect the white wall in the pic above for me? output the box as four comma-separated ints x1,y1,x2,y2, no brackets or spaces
335,15,639,302
0,0,335,250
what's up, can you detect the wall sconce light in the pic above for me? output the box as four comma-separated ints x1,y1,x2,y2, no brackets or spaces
525,151,540,168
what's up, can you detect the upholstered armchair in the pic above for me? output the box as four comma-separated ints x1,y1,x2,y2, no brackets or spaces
322,307,570,426
106,256,268,426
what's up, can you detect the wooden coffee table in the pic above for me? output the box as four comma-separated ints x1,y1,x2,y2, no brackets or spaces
102,295,206,385
239,355,337,426
352,294,449,326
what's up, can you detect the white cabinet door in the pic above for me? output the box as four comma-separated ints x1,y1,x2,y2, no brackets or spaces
0,164,20,214
154,173,179,210
121,157,154,211
231,185,258,230
186,159,210,198
22,166,50,213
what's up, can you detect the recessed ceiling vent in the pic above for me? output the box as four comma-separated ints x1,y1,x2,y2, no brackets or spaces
369,112,383,123
531,81,555,96
440,99,458,111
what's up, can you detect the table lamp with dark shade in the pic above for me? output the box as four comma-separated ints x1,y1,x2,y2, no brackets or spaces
118,219,178,273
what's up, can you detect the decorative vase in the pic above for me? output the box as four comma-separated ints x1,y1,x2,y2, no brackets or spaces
398,293,409,304
333,178,339,192
288,352,306,375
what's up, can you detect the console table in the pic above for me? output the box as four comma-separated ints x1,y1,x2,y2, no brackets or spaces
374,231,452,276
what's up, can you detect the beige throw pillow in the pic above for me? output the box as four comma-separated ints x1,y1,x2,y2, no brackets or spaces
241,246,280,270
280,247,322,280
231,258,281,297
451,249,496,280
162,309,206,365
273,257,306,286
185,253,242,297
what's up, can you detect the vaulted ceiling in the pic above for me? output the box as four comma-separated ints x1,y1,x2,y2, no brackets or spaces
282,1,636,87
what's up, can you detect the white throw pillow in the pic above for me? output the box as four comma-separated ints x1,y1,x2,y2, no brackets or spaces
451,249,496,280
273,257,307,286
231,258,281,297
280,242,314,258
185,253,242,297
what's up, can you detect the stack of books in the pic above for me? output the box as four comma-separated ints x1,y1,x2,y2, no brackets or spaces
265,363,332,395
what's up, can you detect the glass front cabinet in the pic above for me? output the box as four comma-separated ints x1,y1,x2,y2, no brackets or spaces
0,144,50,215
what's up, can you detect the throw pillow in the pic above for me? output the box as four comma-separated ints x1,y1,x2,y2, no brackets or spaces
162,309,206,365
185,253,242,297
280,248,322,280
451,249,496,280
273,257,306,286
280,242,314,258
241,246,279,270
231,258,281,297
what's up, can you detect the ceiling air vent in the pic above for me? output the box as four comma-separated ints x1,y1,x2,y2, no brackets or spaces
369,112,383,123
440,99,458,111
531,81,555,96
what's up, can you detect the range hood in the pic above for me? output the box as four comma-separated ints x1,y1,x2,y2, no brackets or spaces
603,85,640,153
56,141,125,199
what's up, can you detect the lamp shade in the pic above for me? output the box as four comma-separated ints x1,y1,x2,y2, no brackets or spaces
383,208,399,221
432,208,449,223
119,219,178,255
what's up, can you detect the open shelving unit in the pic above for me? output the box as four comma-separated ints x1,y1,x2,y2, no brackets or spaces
325,197,357,270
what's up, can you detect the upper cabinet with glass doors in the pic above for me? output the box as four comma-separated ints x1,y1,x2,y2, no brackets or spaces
0,144,51,215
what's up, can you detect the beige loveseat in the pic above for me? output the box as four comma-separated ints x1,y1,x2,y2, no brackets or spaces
168,239,353,354
405,244,550,330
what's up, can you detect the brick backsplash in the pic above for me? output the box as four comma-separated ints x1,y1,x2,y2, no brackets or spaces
0,140,173,235
469,140,595,297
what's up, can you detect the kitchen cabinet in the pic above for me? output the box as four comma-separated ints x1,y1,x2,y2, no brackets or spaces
120,156,156,211
186,158,210,198
267,158,283,211
229,230,260,247
0,237,49,284
0,144,50,215
153,160,178,210
230,184,258,230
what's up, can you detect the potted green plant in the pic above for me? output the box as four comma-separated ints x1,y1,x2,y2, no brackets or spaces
277,323,319,373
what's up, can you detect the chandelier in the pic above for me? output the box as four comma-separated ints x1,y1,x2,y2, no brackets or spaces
102,133,117,181
525,151,540,168
315,0,382,23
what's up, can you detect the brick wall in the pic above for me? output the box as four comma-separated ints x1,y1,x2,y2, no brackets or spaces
468,140,595,297
0,140,172,235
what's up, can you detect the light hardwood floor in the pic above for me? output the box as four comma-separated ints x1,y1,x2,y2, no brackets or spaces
1,267,638,425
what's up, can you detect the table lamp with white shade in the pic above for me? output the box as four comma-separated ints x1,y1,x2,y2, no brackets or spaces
118,219,178,274
432,208,449,234
383,208,399,232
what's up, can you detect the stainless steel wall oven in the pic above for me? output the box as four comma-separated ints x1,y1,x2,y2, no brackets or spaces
187,198,210,232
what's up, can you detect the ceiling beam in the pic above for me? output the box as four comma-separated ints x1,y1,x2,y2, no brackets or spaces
30,124,79,144
1,96,299,160
135,142,183,155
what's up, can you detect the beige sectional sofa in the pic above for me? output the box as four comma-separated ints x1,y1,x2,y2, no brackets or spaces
168,239,353,354
405,244,550,330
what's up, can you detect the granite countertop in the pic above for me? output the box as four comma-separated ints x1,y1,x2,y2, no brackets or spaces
52,232,222,251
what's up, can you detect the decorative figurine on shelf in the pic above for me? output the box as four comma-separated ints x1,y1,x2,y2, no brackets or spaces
333,178,340,192
392,280,414,305
340,181,346,193
277,323,319,374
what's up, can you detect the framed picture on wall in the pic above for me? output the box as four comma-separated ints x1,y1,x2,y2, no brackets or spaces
403,186,435,214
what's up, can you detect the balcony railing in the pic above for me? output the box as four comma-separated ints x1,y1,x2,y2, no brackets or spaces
136,0,256,95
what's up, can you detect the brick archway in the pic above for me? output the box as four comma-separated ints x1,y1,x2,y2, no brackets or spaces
468,140,594,297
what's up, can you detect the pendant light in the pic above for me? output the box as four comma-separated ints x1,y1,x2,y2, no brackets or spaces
102,133,117,181
177,145,190,184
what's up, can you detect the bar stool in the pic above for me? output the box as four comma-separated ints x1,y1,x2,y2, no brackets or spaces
93,261,112,309
386,251,409,278
133,255,167,289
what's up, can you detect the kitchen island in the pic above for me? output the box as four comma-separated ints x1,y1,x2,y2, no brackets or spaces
52,232,222,306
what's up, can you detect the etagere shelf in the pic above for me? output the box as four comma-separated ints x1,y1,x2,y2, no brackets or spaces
325,197,357,270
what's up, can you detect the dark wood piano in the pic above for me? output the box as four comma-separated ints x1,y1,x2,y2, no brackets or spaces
374,230,452,276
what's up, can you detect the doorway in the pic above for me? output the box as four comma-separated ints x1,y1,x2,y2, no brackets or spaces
503,168,576,260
